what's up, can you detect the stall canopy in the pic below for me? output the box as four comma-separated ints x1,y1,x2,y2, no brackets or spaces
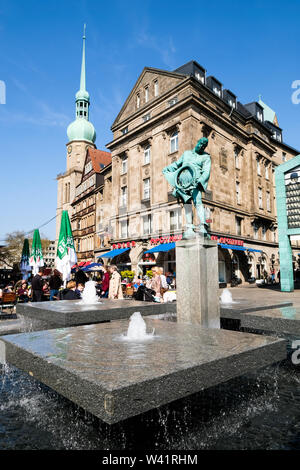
144,243,175,254
98,247,130,259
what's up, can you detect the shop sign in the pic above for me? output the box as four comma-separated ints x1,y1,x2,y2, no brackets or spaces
211,235,244,246
150,234,183,245
112,241,136,250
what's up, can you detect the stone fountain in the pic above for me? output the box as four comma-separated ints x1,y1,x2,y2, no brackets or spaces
0,136,287,424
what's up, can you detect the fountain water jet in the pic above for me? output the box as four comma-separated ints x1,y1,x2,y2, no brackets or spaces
123,312,155,341
81,280,101,305
220,288,233,304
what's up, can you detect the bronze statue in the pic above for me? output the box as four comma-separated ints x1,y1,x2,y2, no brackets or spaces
162,137,211,239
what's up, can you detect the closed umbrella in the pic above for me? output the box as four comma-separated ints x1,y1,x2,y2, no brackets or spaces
20,238,31,279
29,229,44,275
55,210,77,283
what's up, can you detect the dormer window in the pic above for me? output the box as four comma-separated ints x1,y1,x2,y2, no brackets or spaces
213,86,221,97
195,71,204,83
257,110,263,121
223,90,237,109
206,76,223,99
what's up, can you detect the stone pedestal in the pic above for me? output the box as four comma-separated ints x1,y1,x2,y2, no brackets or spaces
176,235,220,328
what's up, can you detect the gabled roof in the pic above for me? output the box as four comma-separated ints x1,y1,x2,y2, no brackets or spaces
111,66,187,128
87,148,111,172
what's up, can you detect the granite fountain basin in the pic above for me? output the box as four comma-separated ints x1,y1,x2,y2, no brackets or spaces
16,298,176,331
0,318,286,424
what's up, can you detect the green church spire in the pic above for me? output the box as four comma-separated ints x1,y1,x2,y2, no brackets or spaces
80,24,86,93
67,25,96,144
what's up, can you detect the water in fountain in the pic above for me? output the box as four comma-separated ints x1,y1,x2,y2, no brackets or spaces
220,288,233,304
123,311,155,341
81,280,101,304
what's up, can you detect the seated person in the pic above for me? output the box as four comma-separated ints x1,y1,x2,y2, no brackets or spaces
17,281,29,302
3,284,13,293
58,281,81,300
75,283,85,298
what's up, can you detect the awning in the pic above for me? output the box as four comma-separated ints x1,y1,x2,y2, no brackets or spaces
98,247,130,259
219,243,262,253
144,243,175,254
82,262,103,271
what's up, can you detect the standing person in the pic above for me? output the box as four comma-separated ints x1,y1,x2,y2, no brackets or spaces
158,267,169,295
270,267,275,285
108,265,123,300
100,266,110,298
31,268,44,302
147,267,162,301
49,269,63,301
74,267,88,285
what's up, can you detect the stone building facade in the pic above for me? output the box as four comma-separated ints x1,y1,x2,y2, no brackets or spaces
71,148,111,262
95,60,300,284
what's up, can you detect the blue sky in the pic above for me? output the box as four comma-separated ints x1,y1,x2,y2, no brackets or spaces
0,0,300,241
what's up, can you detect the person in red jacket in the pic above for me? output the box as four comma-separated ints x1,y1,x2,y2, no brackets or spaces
100,266,110,298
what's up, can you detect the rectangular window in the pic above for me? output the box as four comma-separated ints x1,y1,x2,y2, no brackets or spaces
143,214,152,235
235,216,242,236
136,93,140,109
235,148,239,169
120,186,127,207
121,157,127,175
267,191,271,211
258,188,263,209
170,131,178,153
144,145,151,164
253,222,258,240
145,86,149,103
265,165,269,180
120,219,128,239
154,80,159,97
121,126,128,135
170,208,182,231
236,181,240,204
282,152,286,162
143,178,150,200
257,159,261,175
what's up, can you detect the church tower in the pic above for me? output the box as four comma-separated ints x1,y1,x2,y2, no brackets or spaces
56,25,96,242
